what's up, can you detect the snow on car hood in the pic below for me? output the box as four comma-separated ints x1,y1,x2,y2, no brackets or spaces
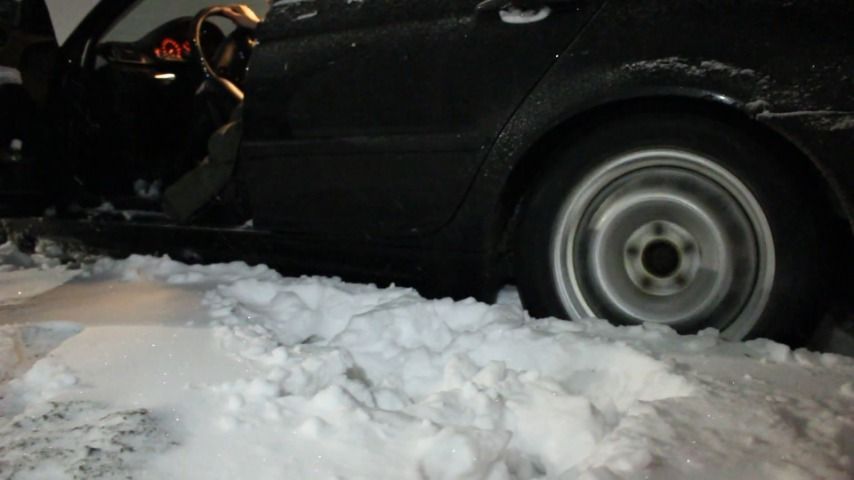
44,0,101,45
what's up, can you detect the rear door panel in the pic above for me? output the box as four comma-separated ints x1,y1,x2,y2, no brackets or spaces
243,0,603,237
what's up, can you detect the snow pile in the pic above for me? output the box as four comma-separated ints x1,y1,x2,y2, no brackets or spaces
1,251,852,479
197,275,693,477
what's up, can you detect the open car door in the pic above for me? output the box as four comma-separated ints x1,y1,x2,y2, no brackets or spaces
54,0,245,205
0,0,59,216
71,18,221,201
49,0,267,207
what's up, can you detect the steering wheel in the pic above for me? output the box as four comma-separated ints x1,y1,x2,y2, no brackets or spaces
190,6,255,102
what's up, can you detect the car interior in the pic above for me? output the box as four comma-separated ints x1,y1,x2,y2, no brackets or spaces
61,0,269,221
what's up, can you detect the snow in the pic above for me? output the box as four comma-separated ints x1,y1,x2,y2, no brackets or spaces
0,67,22,86
623,57,759,79
622,57,854,132
133,179,162,201
1,244,852,479
756,111,854,132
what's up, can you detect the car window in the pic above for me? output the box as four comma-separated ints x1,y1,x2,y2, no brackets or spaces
102,0,270,43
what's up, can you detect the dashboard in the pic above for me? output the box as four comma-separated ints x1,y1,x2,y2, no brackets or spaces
98,17,224,65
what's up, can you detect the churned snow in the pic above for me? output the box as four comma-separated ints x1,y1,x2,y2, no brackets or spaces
0,243,852,479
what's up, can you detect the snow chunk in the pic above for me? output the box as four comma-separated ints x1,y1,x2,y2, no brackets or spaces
745,338,794,363
417,426,511,479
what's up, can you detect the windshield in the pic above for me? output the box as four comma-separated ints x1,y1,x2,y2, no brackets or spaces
44,0,270,46
103,0,269,43
44,0,100,45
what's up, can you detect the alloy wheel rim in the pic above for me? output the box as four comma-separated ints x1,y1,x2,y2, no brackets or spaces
551,148,775,338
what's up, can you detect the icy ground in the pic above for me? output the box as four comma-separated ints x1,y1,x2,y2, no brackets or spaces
0,242,852,480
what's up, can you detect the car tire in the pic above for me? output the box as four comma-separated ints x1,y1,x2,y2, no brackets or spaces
515,112,827,342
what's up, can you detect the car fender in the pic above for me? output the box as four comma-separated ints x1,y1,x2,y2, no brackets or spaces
447,0,854,251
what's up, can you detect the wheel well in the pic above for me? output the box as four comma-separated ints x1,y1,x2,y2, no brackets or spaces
498,96,852,278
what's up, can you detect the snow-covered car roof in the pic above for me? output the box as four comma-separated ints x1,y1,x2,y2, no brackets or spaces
44,0,101,45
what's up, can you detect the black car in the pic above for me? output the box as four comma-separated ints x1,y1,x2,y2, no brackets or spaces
1,0,852,343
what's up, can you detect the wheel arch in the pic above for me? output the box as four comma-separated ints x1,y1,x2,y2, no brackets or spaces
497,95,851,259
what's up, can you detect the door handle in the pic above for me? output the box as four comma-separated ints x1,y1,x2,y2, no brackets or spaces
477,0,515,12
476,0,570,12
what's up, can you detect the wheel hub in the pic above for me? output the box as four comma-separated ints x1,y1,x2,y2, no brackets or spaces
625,221,699,296
641,240,680,278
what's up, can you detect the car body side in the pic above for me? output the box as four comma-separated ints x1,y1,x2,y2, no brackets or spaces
238,0,853,296
2,0,852,303
239,0,606,237
461,0,854,256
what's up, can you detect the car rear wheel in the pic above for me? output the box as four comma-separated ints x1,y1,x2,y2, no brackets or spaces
516,113,826,341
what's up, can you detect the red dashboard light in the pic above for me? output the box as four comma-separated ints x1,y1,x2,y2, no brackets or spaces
155,37,184,61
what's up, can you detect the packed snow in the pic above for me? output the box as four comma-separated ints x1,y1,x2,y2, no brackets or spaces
0,241,852,479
